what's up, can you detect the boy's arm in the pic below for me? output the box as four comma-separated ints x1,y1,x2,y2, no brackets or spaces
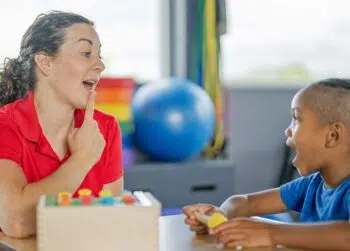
271,221,350,250
220,188,288,218
212,216,350,250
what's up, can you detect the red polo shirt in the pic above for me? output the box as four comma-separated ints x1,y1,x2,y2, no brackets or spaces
0,92,123,197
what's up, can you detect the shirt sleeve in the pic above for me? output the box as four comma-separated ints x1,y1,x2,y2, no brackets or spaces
103,118,124,184
0,123,22,165
279,174,316,212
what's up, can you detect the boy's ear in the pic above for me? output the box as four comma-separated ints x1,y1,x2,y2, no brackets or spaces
325,122,345,148
34,53,52,76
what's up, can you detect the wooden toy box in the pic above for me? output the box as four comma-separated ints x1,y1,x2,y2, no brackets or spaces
36,191,161,251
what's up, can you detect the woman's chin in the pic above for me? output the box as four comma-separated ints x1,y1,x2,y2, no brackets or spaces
72,99,87,110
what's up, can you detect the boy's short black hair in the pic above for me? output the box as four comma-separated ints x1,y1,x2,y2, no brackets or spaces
303,78,350,126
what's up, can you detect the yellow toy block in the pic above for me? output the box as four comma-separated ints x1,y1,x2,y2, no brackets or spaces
194,211,228,228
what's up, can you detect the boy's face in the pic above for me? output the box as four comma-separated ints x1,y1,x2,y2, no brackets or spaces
284,90,329,176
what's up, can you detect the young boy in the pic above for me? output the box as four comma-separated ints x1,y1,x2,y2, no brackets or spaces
183,78,350,250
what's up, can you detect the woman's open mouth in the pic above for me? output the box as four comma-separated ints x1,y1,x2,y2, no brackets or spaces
83,80,97,91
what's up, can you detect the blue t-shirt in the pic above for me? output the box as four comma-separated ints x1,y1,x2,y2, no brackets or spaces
280,172,350,222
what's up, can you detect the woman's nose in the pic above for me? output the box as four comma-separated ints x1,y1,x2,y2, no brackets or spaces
94,58,105,72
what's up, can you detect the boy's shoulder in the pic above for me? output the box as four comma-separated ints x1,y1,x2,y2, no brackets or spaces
294,172,321,186
283,172,322,195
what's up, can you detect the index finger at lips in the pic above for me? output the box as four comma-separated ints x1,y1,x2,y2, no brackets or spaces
84,91,96,121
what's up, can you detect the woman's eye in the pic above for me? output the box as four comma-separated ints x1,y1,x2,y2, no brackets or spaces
82,52,91,58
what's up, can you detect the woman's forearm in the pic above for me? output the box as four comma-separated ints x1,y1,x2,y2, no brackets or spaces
23,154,93,198
6,155,93,238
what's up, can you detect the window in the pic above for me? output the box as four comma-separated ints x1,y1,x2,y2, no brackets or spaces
222,0,350,86
0,0,161,81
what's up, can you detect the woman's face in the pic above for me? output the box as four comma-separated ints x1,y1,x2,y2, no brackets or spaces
47,23,105,109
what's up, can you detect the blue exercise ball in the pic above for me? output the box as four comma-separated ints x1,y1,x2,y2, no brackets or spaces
132,78,215,161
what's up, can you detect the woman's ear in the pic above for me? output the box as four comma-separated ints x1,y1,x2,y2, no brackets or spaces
325,122,345,148
34,53,52,76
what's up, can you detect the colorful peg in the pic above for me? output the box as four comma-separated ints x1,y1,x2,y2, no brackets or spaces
46,194,58,206
78,189,93,205
71,199,81,206
58,192,72,206
121,194,136,205
99,190,114,205
99,190,112,197
78,189,92,196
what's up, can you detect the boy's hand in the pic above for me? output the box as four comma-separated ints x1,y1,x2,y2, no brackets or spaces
182,204,224,235
210,218,275,248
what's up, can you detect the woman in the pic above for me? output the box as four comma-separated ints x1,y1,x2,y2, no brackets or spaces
0,11,124,238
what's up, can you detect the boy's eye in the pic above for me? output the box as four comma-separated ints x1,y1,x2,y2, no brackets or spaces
292,115,300,124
